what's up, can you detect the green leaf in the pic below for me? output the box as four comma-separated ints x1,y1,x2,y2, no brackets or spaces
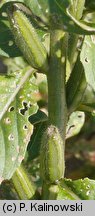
24,0,89,34
0,58,38,182
55,0,95,34
29,109,47,125
42,178,95,200
24,0,50,24
66,111,85,139
28,110,85,161
58,178,95,200
0,18,21,57
66,55,87,113
28,110,47,160
28,122,47,160
80,36,95,92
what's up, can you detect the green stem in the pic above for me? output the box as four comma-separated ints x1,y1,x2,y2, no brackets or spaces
11,165,36,200
47,30,67,141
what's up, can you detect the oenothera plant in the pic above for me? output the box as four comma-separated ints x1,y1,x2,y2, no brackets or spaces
0,0,95,200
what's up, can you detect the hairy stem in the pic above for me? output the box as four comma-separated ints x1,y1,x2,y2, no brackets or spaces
48,30,67,142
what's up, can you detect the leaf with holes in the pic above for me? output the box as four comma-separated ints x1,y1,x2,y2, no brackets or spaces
80,36,95,92
66,111,85,139
57,178,95,200
0,59,38,182
42,178,95,200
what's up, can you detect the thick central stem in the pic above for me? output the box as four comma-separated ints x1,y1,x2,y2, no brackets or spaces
47,30,67,142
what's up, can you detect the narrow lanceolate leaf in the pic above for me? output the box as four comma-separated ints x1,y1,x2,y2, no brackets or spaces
0,59,38,182
7,3,49,73
80,36,95,92
66,55,87,113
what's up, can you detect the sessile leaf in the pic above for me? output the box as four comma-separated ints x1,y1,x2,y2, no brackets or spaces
0,58,38,182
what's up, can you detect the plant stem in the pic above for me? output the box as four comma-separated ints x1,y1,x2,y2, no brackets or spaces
42,182,59,200
47,30,67,142
11,165,36,200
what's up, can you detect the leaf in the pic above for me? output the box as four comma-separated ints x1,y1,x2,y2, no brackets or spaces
28,122,47,160
0,58,38,182
28,110,47,160
80,36,95,92
55,0,95,34
24,0,90,34
66,55,87,113
0,18,21,57
42,178,95,200
66,111,85,139
58,178,95,200
29,109,47,125
24,0,50,24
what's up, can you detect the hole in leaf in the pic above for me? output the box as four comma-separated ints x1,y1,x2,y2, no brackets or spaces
20,101,28,115
8,134,14,141
85,57,89,63
28,102,32,108
78,115,82,118
8,106,14,112
4,117,11,124
23,125,28,130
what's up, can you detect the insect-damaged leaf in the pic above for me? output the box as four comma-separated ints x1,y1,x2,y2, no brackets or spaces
43,178,95,200
0,58,38,182
58,178,95,200
66,111,85,139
